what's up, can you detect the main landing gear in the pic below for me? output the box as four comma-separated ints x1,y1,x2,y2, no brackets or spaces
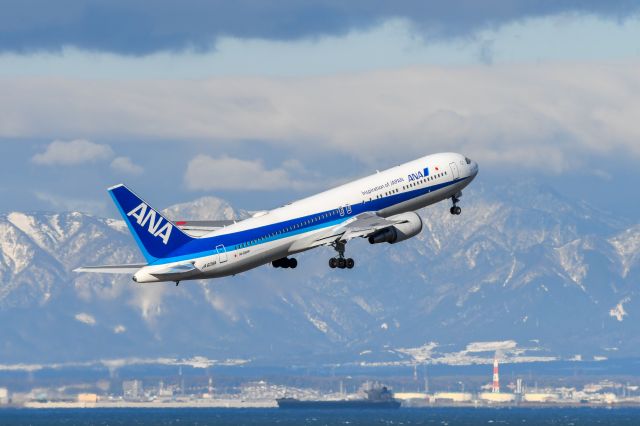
329,241,355,269
450,193,462,215
272,257,297,269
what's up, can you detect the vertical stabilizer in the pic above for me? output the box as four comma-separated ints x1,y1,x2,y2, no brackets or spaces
108,184,193,262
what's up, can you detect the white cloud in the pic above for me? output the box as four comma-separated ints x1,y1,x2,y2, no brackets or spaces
6,63,640,172
32,139,113,166
110,156,143,175
35,191,106,214
113,325,126,334
185,155,305,191
74,312,96,326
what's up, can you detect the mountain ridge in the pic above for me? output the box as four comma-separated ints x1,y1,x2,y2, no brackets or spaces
0,185,638,365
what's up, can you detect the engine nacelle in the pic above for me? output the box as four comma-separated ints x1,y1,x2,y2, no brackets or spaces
368,212,423,244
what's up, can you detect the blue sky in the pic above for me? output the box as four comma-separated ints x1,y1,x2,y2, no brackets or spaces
1,1,640,219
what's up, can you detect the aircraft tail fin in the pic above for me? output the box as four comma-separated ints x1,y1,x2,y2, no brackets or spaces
108,184,193,262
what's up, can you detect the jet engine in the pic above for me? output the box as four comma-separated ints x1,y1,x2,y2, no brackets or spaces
367,212,423,244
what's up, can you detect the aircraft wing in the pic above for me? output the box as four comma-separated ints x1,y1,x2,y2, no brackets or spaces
337,212,405,241
289,212,405,251
73,264,147,274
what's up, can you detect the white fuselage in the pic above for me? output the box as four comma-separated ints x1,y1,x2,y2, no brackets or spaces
133,152,478,283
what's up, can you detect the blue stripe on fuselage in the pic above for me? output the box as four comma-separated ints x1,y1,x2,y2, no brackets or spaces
150,176,468,265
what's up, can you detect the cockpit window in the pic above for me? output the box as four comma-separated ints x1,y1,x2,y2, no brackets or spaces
465,157,471,164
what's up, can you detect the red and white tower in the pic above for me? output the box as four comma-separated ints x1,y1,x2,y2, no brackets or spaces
492,354,500,393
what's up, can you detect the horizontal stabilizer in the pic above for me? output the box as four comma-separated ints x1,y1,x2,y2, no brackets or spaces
74,264,146,274
175,220,236,237
149,263,197,277
175,220,236,228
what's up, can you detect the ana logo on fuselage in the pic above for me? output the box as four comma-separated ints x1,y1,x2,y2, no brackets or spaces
408,167,430,182
126,203,173,245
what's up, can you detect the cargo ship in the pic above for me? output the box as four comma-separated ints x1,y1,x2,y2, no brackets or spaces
276,385,401,409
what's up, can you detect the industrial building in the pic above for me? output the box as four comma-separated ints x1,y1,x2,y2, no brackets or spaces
478,392,516,403
433,392,473,403
122,380,144,400
77,393,98,404
522,393,559,403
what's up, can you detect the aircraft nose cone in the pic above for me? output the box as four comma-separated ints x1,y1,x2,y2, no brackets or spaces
470,160,479,178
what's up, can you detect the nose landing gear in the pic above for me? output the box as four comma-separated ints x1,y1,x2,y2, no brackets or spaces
450,193,462,215
329,241,355,269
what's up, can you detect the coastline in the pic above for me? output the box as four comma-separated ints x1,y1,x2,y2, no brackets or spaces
3,400,640,409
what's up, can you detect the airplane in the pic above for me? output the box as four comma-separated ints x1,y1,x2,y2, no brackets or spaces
75,152,478,284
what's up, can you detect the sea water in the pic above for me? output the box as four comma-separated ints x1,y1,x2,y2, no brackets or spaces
1,407,639,425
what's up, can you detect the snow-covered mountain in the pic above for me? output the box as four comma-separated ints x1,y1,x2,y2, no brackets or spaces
161,196,249,222
0,184,638,366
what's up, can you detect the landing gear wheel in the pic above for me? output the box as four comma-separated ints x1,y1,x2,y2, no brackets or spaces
288,258,298,269
450,193,462,215
329,241,355,270
337,258,346,269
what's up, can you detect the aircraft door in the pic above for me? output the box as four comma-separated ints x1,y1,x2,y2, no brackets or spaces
449,162,460,179
216,244,228,263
